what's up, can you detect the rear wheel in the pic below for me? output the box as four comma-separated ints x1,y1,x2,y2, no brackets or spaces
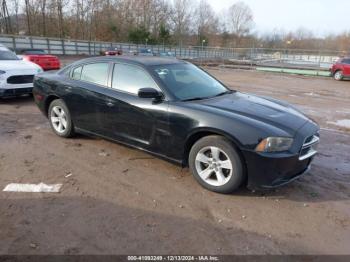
48,99,75,138
334,70,343,81
189,136,245,194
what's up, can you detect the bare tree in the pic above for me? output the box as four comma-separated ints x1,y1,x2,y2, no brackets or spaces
24,0,32,35
39,0,47,36
226,1,254,44
195,0,218,44
170,0,193,45
0,0,12,34
56,0,65,38
12,0,20,33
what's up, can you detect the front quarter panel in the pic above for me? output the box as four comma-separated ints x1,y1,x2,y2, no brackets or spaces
166,101,290,162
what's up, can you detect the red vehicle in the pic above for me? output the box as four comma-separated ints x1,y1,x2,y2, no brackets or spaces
331,57,350,81
17,49,60,71
104,47,123,56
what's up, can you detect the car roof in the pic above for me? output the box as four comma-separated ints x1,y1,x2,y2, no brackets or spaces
71,56,186,67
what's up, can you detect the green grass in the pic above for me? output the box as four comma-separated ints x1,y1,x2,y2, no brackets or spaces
256,67,331,77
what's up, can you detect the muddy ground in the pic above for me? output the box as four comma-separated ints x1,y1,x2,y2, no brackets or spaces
0,66,349,255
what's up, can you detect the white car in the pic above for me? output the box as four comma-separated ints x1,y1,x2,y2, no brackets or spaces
0,45,43,98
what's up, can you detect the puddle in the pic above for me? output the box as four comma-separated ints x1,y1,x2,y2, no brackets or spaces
304,92,320,97
328,119,350,128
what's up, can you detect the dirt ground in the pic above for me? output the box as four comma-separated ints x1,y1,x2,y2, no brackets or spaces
0,66,349,255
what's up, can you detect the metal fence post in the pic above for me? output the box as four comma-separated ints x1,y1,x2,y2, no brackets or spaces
29,37,33,48
61,39,65,55
46,38,51,54
75,41,78,55
88,41,91,55
12,36,16,50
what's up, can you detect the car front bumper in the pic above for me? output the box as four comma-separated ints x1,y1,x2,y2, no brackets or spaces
243,150,314,190
243,120,319,190
0,83,33,97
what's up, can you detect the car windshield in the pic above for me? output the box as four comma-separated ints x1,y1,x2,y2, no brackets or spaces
152,63,230,101
0,50,20,60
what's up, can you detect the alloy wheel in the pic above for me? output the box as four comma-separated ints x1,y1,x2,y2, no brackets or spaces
334,71,343,80
50,106,68,134
195,146,233,187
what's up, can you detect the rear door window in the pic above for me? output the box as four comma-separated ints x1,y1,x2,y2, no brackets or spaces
80,63,109,86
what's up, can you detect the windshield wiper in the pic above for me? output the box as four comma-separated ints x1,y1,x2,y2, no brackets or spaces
213,90,233,97
182,97,209,102
182,90,233,102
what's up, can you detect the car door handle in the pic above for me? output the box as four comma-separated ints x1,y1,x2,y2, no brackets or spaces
106,102,114,107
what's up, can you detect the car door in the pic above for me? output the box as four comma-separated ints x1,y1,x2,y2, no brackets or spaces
98,63,170,154
62,62,110,133
342,59,350,76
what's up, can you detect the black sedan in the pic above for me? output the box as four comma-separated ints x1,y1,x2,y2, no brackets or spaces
33,56,320,194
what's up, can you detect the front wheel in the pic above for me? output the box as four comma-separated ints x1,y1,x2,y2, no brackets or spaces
48,99,75,138
189,136,245,194
334,70,343,81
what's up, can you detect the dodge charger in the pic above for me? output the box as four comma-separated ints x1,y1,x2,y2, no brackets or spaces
33,56,320,193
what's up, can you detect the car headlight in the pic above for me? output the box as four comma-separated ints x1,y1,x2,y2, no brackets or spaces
255,137,294,152
0,70,6,80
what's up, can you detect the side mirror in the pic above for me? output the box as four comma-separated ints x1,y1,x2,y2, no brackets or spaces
138,87,163,100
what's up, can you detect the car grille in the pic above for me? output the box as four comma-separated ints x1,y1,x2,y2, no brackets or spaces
7,75,34,84
299,133,320,161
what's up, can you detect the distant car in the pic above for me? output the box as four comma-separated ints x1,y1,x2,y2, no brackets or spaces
104,47,123,56
0,45,43,98
331,57,350,80
138,48,154,56
157,51,175,57
33,56,319,194
17,49,61,71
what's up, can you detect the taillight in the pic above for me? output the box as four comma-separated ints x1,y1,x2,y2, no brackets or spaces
34,93,44,101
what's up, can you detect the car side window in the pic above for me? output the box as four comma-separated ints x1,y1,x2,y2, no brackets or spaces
342,59,350,64
80,63,109,86
112,63,159,95
71,66,82,80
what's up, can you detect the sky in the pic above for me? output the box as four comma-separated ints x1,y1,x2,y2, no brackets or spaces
207,0,350,36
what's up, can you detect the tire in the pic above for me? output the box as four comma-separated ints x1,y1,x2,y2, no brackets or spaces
189,135,245,194
48,99,75,138
334,70,343,81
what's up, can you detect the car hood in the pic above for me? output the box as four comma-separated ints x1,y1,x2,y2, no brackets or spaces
0,60,42,71
192,92,310,135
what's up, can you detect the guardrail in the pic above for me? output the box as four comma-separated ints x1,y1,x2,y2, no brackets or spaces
0,34,344,70
0,34,236,59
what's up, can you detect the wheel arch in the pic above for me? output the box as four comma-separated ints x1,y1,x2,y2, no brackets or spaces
182,127,246,168
44,94,61,117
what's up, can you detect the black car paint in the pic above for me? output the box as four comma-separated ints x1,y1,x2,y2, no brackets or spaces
33,56,320,189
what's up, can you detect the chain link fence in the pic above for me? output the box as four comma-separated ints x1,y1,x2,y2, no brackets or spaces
0,34,346,73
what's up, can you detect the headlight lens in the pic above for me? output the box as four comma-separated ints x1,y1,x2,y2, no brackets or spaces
255,137,294,152
0,70,6,80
